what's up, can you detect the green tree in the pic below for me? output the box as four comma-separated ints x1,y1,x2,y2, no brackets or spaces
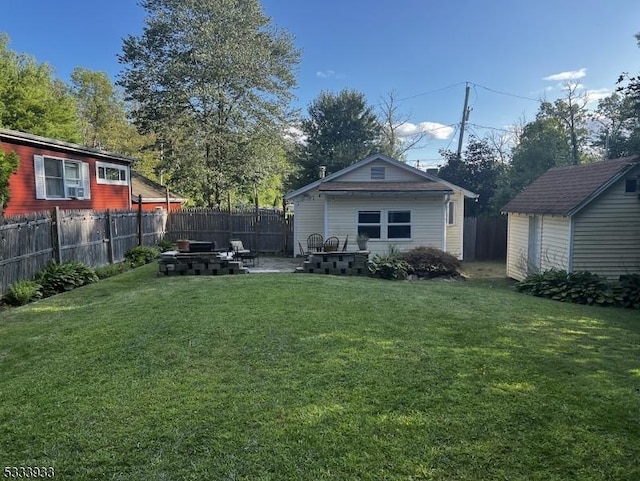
0,34,80,142
438,136,505,216
70,67,161,183
118,0,300,207
614,31,640,155
592,92,640,158
508,114,571,194
291,89,382,189
540,82,590,165
0,148,19,215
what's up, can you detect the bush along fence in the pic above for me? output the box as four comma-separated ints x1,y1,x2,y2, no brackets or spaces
0,207,166,295
1,206,293,296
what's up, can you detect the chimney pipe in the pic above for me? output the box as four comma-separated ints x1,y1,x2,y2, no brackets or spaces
319,165,326,178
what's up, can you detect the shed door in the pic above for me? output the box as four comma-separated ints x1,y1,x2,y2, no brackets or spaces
528,215,542,273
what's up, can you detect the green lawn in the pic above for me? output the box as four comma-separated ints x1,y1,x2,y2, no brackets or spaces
1,265,639,480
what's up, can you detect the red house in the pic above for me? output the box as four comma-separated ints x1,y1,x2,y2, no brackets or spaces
1,128,134,216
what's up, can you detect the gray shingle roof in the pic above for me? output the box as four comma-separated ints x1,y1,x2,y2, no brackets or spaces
502,157,640,215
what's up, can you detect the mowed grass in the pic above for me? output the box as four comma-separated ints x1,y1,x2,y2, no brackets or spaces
1,264,639,480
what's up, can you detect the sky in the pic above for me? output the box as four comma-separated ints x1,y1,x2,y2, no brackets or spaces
1,0,639,168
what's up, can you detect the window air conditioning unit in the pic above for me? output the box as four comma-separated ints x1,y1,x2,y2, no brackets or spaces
67,187,84,198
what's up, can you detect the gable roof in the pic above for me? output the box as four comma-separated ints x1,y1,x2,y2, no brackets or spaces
284,153,478,200
502,156,640,216
0,128,136,164
131,172,185,203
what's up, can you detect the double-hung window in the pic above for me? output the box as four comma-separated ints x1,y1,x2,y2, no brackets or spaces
357,210,412,240
387,210,411,239
96,161,128,185
37,155,89,199
358,211,381,239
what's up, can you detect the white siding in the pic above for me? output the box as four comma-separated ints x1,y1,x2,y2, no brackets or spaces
338,160,421,182
445,191,465,259
540,215,571,272
572,167,640,279
326,195,445,256
506,213,530,281
292,191,325,254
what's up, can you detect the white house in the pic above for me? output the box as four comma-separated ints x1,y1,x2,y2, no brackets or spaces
502,156,640,281
285,154,478,258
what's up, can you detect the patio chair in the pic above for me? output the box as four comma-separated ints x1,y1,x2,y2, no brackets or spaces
323,236,339,252
307,233,324,252
229,239,256,267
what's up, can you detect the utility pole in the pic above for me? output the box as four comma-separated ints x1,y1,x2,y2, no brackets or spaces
456,82,471,158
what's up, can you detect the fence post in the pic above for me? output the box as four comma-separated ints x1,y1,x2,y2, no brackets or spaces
137,195,143,246
106,209,115,264
52,207,62,263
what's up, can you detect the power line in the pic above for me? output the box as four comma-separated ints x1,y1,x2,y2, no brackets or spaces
396,81,467,102
471,83,541,103
466,122,517,134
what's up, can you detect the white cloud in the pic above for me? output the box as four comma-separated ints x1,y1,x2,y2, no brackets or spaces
396,122,454,140
585,88,610,103
316,70,336,78
543,68,587,82
284,125,307,145
316,69,346,79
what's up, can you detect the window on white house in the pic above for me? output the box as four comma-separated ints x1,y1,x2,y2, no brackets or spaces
358,210,381,239
447,201,456,225
44,157,84,198
387,210,411,239
96,161,128,185
625,178,638,193
371,166,385,180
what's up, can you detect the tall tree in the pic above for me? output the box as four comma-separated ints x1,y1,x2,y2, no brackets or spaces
540,81,589,164
591,92,640,159
0,34,80,142
508,114,571,194
615,31,640,155
378,90,427,159
118,0,300,207
291,89,381,189
438,136,505,216
0,148,19,215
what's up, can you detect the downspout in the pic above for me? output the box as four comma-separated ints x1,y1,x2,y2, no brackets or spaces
443,193,450,252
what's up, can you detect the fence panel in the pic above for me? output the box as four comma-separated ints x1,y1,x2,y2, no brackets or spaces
0,212,54,294
58,210,110,266
464,216,507,261
166,208,289,253
0,208,167,295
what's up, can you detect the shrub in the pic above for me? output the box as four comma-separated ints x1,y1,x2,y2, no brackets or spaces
516,269,616,306
157,239,175,252
616,273,640,309
400,246,461,279
37,261,99,297
95,263,129,279
3,280,43,306
125,245,160,268
368,246,410,280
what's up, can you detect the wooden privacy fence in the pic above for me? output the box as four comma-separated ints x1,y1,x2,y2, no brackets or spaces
166,207,293,254
463,216,507,261
0,208,166,295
